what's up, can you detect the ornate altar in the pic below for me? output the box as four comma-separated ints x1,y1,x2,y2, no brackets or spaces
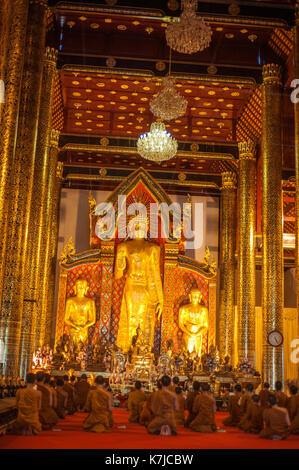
54,168,217,369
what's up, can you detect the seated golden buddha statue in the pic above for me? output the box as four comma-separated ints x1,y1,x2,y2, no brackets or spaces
115,215,163,354
178,288,208,357
64,278,96,350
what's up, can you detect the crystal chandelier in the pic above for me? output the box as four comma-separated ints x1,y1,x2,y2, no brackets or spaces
150,76,187,121
137,121,178,162
166,0,212,54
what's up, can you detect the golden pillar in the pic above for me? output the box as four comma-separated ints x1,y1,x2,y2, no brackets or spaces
261,64,283,387
20,48,58,375
218,172,237,361
294,10,299,321
238,142,256,366
0,0,29,304
0,0,13,122
1,0,48,376
37,132,62,347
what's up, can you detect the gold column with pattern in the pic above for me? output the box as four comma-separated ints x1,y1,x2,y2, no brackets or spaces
238,141,256,366
37,132,61,347
0,0,48,376
45,160,64,347
261,64,283,387
0,0,29,306
20,48,58,374
0,0,13,122
218,172,237,361
294,9,299,322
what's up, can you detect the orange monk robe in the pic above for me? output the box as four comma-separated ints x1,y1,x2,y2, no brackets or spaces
13,387,42,435
128,389,146,422
222,394,242,426
139,395,153,426
274,391,288,408
190,393,216,433
74,380,90,410
83,389,112,433
147,389,178,435
239,402,263,434
63,382,77,415
240,394,252,416
259,407,290,440
174,394,186,426
287,395,299,434
55,386,68,419
185,390,200,427
259,389,270,410
37,384,59,430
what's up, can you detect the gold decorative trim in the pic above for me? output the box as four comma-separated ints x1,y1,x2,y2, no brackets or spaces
64,173,220,189
62,65,256,87
54,3,289,29
61,143,236,161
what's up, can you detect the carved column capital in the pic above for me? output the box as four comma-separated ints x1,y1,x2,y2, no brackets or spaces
262,64,282,86
50,129,60,148
44,47,58,65
238,141,256,160
221,171,237,190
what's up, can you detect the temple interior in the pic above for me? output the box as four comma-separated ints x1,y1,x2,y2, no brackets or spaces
0,0,299,449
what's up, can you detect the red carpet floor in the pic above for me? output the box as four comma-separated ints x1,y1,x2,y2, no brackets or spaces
1,410,299,449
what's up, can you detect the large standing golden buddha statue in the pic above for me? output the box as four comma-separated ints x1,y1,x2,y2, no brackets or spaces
115,216,163,353
64,278,96,349
178,288,209,357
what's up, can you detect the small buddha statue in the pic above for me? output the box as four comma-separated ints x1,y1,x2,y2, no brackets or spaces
64,278,96,349
178,288,209,357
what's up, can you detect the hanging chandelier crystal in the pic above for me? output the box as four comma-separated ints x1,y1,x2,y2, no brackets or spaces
150,76,187,121
166,0,212,54
137,121,178,162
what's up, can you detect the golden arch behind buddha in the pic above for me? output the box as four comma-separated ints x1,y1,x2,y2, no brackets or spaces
55,168,216,358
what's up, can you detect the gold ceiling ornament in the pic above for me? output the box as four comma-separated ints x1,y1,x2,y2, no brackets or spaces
178,172,187,181
106,57,116,67
137,121,178,162
150,76,187,121
190,142,199,152
166,0,212,54
99,167,108,177
207,65,218,75
155,61,166,71
100,136,110,146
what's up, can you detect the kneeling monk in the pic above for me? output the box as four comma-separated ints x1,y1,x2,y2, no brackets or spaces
83,375,113,433
13,373,42,435
36,371,59,430
190,383,216,433
128,381,146,423
147,375,178,436
259,394,290,440
222,384,242,426
174,387,186,426
239,394,263,434
287,385,299,435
